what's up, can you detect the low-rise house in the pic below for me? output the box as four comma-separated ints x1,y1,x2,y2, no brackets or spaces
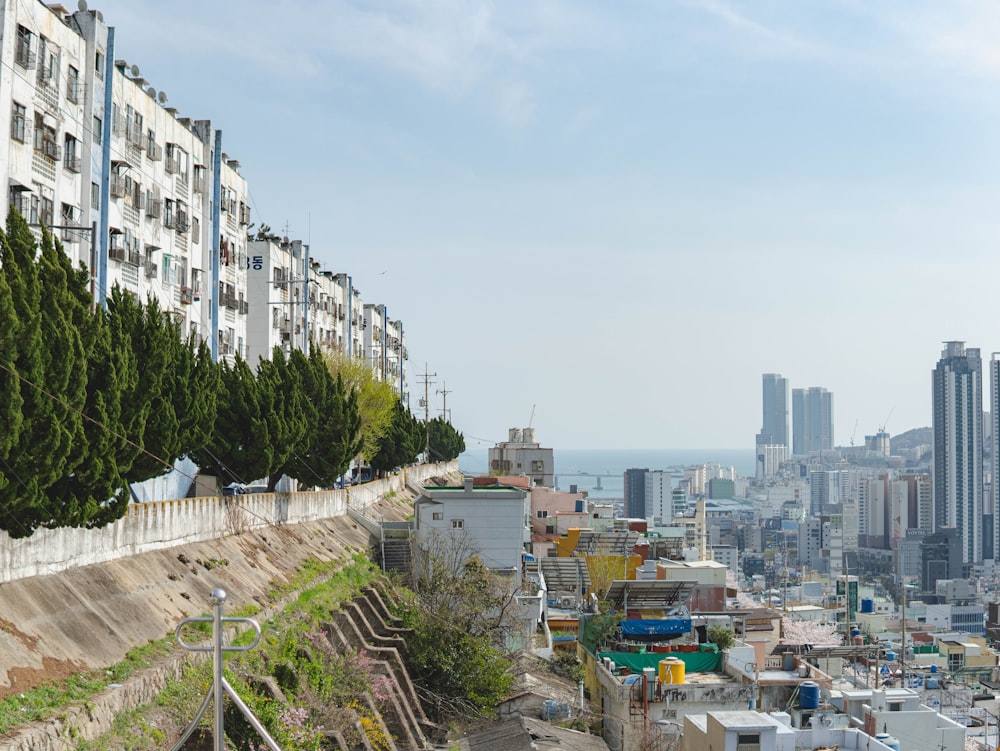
838,688,966,751
412,478,530,581
680,710,897,751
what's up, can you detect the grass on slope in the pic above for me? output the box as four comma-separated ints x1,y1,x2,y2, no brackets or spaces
0,554,378,749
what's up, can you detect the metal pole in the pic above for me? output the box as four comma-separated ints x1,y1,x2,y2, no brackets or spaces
212,589,226,751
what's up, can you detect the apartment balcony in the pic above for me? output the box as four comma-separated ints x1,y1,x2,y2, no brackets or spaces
165,156,179,174
66,82,81,104
145,261,157,279
147,141,162,161
126,250,141,267
180,286,193,305
146,199,162,219
40,139,61,161
64,155,81,173
109,245,126,262
110,174,126,198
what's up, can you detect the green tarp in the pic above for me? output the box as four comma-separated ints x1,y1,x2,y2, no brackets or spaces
597,648,722,674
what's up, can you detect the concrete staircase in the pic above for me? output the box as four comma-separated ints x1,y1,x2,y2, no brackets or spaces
320,588,444,750
381,522,413,577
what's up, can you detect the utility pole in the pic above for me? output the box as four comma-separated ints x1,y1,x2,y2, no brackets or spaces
418,364,436,459
436,382,452,421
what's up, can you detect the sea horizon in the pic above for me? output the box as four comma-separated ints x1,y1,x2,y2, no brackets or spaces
458,447,756,500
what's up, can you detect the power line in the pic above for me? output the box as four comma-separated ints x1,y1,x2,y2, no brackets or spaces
416,363,436,458
436,381,453,422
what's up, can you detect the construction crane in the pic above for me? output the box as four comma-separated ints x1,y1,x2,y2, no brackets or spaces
879,406,895,434
850,419,858,447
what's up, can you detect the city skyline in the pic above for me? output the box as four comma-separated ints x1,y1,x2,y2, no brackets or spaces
90,1,1000,449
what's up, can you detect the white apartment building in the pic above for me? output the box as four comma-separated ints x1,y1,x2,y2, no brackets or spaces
246,237,310,364
644,470,672,522
363,303,406,399
1,2,249,362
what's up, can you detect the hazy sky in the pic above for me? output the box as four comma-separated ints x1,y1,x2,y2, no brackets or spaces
95,0,1000,451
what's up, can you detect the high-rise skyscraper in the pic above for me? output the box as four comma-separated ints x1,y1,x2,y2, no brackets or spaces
989,353,1000,561
624,468,649,519
792,387,834,456
761,373,789,448
933,342,983,564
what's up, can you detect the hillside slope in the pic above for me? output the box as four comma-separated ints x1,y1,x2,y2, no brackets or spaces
0,488,421,748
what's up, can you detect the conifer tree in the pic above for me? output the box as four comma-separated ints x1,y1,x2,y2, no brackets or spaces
258,348,309,491
370,399,424,474
190,355,269,487
426,417,466,462
0,253,23,495
118,294,183,482
176,337,220,463
0,214,87,537
277,347,362,488
45,251,140,528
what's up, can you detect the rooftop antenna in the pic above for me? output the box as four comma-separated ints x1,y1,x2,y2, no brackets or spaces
527,404,536,429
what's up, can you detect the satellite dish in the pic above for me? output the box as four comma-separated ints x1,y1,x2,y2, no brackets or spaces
146,86,156,98
157,91,168,104
78,0,88,11
130,64,140,77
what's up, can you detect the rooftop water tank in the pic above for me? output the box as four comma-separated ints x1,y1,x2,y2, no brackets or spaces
658,657,685,685
799,681,820,709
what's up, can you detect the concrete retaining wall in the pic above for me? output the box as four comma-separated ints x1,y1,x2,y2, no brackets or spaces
0,462,456,584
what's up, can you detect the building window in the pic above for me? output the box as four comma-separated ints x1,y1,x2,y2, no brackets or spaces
94,50,104,79
537,510,548,518
37,37,57,87
9,187,30,218
11,103,25,142
532,460,545,472
63,134,80,172
432,512,443,521
67,65,80,103
93,115,102,144
15,26,34,69
736,733,761,751
39,196,53,227
451,519,464,530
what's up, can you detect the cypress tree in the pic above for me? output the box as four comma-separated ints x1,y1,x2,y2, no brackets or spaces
190,355,269,487
120,294,183,482
0,214,87,537
0,253,23,495
45,245,138,528
278,347,362,488
426,417,466,462
258,348,308,491
370,399,424,474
